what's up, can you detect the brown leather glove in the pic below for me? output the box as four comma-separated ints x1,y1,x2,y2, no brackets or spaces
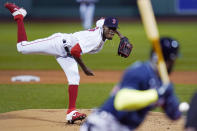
118,37,133,58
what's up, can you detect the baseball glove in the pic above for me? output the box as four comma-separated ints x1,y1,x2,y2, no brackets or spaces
118,37,133,58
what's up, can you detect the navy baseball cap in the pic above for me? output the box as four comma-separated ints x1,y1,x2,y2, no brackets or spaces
104,17,118,28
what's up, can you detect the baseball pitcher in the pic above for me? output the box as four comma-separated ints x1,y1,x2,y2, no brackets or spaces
4,3,132,124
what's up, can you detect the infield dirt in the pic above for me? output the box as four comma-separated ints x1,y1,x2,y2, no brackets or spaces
0,70,197,84
0,109,184,131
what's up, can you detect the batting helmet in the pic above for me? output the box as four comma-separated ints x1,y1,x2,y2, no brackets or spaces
151,37,180,61
160,37,180,61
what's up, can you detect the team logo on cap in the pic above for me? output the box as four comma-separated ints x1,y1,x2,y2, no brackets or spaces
112,19,116,24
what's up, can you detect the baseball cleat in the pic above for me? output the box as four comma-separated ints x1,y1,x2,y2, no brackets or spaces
4,2,27,17
66,110,86,124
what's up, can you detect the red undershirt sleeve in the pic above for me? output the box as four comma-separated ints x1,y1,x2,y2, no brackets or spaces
70,43,82,58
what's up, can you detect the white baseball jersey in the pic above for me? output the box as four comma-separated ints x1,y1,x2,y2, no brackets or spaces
16,19,106,85
62,18,105,55
72,29,105,54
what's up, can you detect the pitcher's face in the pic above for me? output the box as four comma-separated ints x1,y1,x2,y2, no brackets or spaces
103,26,116,40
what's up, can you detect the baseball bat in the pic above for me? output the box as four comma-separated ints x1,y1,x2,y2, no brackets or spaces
137,0,170,85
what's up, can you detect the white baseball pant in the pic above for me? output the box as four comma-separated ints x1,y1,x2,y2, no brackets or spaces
16,33,80,85
80,110,131,131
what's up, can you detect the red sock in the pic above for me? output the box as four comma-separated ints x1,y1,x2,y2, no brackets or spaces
14,15,27,43
67,85,78,114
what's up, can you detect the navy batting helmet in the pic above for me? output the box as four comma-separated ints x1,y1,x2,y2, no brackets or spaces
151,37,180,61
160,37,180,61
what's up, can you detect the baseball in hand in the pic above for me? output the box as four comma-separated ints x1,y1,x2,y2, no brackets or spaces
179,102,189,112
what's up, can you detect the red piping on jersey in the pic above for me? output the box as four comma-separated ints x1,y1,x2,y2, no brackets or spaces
70,43,82,58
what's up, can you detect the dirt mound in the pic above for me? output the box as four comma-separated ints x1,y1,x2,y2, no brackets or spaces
0,109,184,131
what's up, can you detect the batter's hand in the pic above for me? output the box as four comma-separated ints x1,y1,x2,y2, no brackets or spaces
84,68,94,76
156,83,173,98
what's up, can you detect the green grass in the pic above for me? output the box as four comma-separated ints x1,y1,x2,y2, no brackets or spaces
0,83,114,113
0,21,197,70
175,84,197,102
0,83,196,113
